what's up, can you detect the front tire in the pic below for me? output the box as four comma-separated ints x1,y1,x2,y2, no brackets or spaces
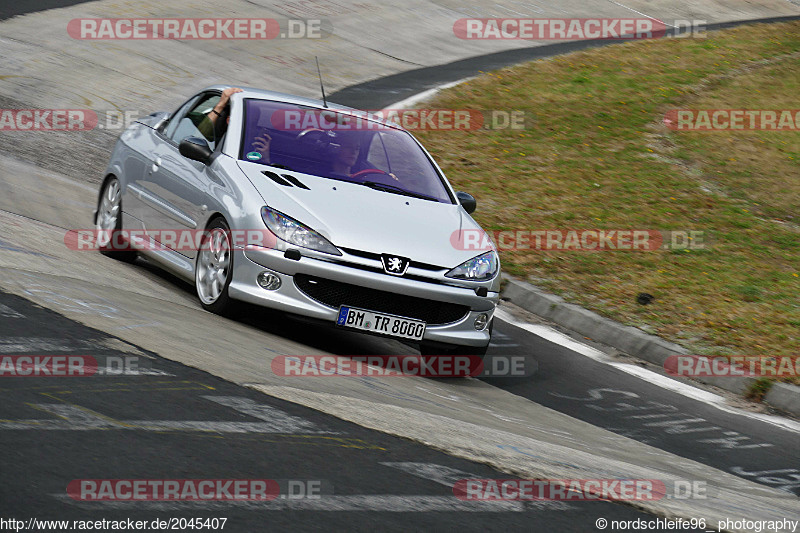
196,217,235,315
96,177,136,262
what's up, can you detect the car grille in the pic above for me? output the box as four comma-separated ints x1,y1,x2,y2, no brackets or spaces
339,247,444,271
294,274,470,325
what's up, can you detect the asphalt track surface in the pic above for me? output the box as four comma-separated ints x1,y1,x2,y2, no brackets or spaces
483,312,800,497
1,1,799,532
0,0,96,22
0,290,688,532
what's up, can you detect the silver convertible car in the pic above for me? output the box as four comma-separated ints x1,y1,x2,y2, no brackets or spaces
94,86,500,355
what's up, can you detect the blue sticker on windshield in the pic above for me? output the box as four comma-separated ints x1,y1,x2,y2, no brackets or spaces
246,151,262,161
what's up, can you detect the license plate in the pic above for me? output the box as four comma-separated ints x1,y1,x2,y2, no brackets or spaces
336,306,426,341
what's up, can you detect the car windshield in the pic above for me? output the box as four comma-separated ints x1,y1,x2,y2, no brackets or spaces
239,99,453,203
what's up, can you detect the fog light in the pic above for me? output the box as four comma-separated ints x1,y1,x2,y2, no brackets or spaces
474,313,489,331
257,271,281,290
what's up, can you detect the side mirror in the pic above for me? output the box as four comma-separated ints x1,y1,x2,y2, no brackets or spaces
179,136,213,165
456,191,477,214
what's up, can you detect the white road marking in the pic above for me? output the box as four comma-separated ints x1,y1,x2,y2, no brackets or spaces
380,461,574,511
0,337,85,353
92,367,174,377
604,0,673,27
381,461,481,486
0,303,24,318
552,388,775,450
0,337,169,373
495,308,800,434
731,467,800,494
0,397,334,434
0,336,149,355
385,80,473,111
202,396,329,433
53,494,524,512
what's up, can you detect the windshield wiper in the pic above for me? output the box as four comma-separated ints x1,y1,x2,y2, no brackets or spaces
359,181,438,202
267,163,296,172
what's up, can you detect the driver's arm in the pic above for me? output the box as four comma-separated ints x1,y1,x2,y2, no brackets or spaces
197,87,243,141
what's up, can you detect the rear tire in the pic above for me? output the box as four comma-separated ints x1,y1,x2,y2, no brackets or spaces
96,177,137,263
195,217,235,315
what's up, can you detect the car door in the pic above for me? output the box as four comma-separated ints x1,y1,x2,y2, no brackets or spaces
138,92,222,259
114,122,159,225
129,94,199,235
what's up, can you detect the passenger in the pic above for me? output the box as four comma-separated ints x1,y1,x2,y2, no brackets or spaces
197,87,243,143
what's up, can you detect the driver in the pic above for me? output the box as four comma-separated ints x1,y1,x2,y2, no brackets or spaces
200,87,276,164
330,133,361,175
197,87,243,143
294,129,363,176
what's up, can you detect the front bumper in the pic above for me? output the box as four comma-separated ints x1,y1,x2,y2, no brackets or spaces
227,246,499,347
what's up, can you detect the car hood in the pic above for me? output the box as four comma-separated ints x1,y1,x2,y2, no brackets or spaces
237,161,488,268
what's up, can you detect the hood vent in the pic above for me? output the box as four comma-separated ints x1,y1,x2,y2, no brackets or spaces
262,171,291,186
282,174,310,190
261,170,310,190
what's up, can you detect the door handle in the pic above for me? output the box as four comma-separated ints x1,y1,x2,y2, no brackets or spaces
150,157,162,173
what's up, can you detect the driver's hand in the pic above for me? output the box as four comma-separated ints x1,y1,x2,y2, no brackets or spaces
210,88,243,118
252,132,271,163
219,87,243,106
253,132,271,152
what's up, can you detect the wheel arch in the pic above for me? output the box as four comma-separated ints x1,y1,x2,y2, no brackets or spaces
94,173,118,225
201,211,228,230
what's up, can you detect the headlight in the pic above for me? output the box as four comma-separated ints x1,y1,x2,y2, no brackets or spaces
445,251,499,281
261,206,341,256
